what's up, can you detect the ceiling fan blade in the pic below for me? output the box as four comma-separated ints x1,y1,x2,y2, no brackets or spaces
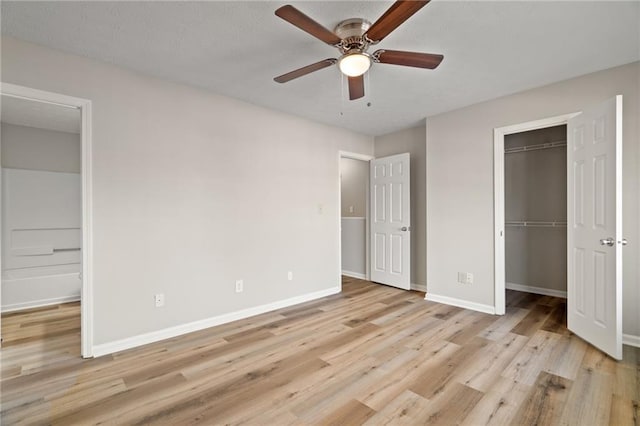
348,76,365,100
274,59,337,83
275,5,342,46
365,1,430,43
374,49,443,69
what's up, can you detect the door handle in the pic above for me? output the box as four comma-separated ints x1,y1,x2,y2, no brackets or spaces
401,226,410,232
619,239,628,246
600,238,615,247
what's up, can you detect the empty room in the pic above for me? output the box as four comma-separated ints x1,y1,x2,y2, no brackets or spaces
1,1,638,425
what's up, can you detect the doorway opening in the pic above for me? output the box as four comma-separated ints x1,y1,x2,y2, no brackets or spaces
0,83,93,358
503,124,568,300
339,152,373,286
494,113,576,315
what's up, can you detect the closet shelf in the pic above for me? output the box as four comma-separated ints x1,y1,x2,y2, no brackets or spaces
506,221,567,228
505,140,566,154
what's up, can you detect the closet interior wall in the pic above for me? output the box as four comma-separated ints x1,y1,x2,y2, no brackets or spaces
505,124,568,295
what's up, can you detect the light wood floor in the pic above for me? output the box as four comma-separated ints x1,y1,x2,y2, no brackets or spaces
1,277,638,425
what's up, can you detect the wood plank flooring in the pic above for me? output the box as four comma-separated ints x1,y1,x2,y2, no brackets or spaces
1,277,638,425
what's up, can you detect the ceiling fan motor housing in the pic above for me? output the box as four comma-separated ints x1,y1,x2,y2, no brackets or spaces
334,18,372,54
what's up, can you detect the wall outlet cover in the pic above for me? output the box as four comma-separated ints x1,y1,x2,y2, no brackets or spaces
466,273,474,284
235,280,243,293
458,272,473,284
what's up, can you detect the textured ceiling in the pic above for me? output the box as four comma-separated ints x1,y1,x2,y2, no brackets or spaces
1,94,81,134
1,1,639,136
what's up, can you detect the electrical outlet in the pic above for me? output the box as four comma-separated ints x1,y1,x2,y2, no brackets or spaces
235,280,243,293
288,271,293,281
349,206,354,213
458,272,473,284
154,293,165,307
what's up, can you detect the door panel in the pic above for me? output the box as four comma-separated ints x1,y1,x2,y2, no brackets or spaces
567,95,622,360
374,184,386,222
370,153,410,290
390,183,403,222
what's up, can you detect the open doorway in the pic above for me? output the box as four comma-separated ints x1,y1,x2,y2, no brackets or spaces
503,124,568,299
0,83,93,358
494,113,577,316
339,152,372,284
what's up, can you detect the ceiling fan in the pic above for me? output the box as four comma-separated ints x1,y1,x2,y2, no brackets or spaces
273,1,443,100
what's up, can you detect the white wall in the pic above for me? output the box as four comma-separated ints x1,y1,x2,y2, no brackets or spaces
1,37,374,348
375,125,427,288
341,218,366,277
1,123,80,172
426,61,639,337
2,170,82,312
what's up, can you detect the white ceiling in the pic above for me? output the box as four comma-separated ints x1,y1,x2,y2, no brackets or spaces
1,1,638,136
1,94,81,134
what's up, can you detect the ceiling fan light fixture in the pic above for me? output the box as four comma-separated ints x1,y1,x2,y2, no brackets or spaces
338,52,371,77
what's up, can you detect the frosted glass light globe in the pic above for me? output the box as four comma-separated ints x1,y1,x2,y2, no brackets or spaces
338,53,371,77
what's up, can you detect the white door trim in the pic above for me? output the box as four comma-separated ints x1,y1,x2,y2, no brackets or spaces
493,112,579,315
338,151,374,288
1,82,94,358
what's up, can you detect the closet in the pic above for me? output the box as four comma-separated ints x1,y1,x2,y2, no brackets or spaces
504,124,567,297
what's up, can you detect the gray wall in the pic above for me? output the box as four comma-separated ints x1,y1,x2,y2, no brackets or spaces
340,157,368,218
374,125,426,288
1,123,80,172
505,125,567,293
1,37,374,346
426,61,639,337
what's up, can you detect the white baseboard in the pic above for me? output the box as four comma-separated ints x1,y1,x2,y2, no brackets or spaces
92,286,341,358
342,270,366,280
1,295,80,313
506,282,567,299
623,333,640,348
425,293,496,315
411,283,427,292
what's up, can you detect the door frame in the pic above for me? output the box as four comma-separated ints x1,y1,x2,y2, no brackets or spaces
338,151,374,288
493,112,579,315
0,82,94,358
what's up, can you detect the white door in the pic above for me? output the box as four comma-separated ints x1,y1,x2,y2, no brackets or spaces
567,95,623,360
370,153,411,290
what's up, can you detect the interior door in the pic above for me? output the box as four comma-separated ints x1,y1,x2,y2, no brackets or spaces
567,95,623,360
370,153,410,290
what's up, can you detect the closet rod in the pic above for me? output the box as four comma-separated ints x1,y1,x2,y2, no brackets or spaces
505,140,566,154
506,220,567,228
